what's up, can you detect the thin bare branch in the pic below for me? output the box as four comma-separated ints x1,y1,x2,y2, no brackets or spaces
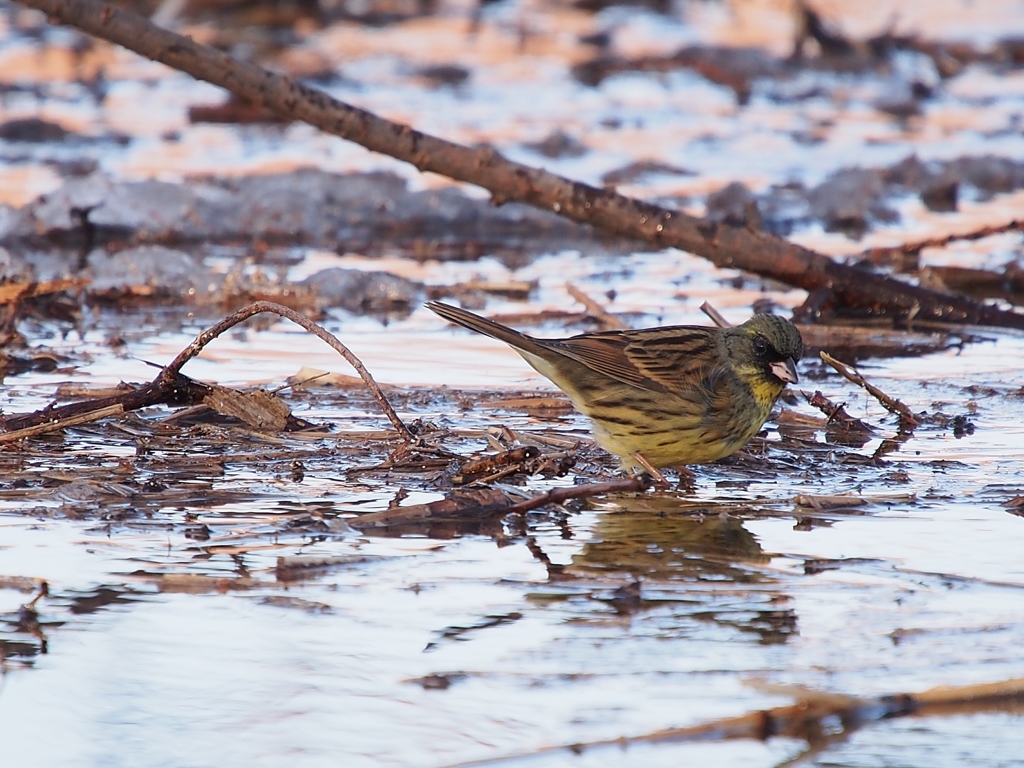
803,389,876,434
820,351,918,429
859,218,1024,261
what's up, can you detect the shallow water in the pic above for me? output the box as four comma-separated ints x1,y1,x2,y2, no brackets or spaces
3,1,1024,766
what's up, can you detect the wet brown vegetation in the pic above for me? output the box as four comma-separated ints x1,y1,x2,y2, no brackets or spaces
0,291,1014,758
2,1,1024,764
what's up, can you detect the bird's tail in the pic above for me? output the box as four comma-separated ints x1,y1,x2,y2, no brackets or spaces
426,301,548,357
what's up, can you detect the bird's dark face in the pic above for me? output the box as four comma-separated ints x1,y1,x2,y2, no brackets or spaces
727,314,804,392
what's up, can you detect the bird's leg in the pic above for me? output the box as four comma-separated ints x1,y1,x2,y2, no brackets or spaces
673,464,697,491
630,451,669,489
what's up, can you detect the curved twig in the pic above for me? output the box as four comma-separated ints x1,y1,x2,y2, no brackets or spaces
160,301,413,440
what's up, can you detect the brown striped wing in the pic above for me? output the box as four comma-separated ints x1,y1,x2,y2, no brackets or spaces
550,326,721,395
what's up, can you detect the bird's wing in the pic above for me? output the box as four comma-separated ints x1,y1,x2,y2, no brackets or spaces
554,326,719,394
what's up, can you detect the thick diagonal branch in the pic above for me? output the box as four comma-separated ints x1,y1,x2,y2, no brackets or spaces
16,0,1024,329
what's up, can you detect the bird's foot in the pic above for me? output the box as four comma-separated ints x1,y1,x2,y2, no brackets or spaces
630,451,670,489
673,465,697,492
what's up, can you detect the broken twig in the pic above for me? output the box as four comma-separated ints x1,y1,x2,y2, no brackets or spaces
501,475,651,515
699,301,732,328
820,351,918,430
804,390,876,435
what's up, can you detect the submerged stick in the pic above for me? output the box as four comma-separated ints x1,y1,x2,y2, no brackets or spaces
446,676,1024,767
14,0,1024,330
349,488,512,528
500,476,651,514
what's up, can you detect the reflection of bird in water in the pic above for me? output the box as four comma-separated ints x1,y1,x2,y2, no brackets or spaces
563,497,797,645
571,501,768,582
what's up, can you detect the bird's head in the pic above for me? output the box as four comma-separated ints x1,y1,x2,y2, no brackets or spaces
726,314,804,396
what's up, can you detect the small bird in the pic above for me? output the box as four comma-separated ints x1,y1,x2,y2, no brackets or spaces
427,301,803,474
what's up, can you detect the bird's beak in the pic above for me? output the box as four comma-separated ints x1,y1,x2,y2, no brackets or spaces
770,358,799,385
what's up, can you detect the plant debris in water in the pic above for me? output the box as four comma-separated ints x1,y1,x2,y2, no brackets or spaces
2,0,1024,765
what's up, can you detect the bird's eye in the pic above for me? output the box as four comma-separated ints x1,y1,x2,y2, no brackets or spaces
753,336,769,357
